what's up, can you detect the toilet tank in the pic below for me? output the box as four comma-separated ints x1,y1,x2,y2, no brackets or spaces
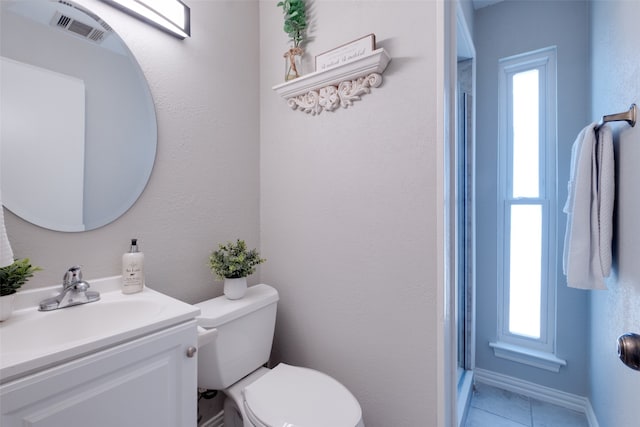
195,284,279,390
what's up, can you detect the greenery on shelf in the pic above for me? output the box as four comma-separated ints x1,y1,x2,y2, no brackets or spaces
209,239,266,280
277,0,307,48
0,258,42,297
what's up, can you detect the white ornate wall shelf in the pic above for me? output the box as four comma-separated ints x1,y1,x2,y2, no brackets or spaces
272,48,391,115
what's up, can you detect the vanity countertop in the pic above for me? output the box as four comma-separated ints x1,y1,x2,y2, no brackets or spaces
0,276,200,384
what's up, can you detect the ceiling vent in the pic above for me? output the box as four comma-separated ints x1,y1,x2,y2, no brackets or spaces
51,11,107,43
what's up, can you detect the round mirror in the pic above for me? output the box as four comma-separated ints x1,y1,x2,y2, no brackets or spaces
0,0,157,232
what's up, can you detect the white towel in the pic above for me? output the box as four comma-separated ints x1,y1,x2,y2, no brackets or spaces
597,125,614,277
563,123,614,290
0,187,15,268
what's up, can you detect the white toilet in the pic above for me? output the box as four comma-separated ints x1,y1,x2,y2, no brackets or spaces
195,284,365,427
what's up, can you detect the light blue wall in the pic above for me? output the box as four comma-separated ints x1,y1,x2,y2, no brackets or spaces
589,1,640,424
474,0,591,395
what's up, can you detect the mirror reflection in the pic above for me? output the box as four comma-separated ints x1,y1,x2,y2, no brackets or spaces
1,0,157,232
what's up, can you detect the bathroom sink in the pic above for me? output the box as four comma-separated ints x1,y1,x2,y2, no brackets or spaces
1,299,163,352
0,276,200,383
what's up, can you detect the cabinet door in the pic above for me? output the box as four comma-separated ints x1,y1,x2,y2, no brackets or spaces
1,321,197,427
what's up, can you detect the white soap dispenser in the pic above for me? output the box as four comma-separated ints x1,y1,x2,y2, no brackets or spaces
122,238,144,294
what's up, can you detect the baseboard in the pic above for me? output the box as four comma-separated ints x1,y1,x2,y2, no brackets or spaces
474,368,600,427
200,410,224,427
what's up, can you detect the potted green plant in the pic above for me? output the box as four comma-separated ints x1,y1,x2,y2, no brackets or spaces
0,258,41,321
277,0,307,81
209,239,265,299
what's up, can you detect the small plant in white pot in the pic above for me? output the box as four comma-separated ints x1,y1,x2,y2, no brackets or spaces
209,239,265,300
0,258,41,321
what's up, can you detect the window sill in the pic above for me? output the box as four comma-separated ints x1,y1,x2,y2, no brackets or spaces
489,341,567,372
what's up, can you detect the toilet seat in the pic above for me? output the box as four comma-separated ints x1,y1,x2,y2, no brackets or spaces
242,363,363,427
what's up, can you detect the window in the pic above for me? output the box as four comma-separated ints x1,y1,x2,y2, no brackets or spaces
490,47,566,372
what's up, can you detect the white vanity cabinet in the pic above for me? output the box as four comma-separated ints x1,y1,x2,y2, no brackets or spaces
0,320,198,427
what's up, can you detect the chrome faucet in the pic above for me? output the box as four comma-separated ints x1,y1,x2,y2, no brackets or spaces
39,266,100,311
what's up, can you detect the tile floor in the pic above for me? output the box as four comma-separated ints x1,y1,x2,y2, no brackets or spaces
464,383,589,427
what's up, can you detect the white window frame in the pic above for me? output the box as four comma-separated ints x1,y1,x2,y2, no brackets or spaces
490,47,566,372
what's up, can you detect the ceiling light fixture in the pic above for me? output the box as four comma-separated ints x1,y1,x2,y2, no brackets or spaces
100,0,190,39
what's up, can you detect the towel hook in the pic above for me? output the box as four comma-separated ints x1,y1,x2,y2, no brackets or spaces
596,103,637,130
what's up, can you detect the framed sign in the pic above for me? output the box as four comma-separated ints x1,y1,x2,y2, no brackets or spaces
315,34,376,72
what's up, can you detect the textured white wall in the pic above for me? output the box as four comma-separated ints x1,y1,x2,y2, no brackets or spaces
3,0,261,305
259,1,443,426
589,1,640,425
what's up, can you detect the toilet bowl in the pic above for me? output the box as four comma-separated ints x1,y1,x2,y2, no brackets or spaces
195,284,364,427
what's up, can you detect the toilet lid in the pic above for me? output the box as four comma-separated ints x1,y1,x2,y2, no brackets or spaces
243,363,362,427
